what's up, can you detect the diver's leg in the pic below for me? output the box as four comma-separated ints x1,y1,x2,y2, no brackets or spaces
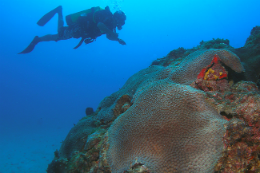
18,34,59,54
19,27,72,54
18,28,73,54
20,6,66,54
39,34,59,41
57,7,64,32
37,6,62,26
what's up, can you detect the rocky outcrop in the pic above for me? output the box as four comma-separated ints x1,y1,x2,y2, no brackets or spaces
47,27,260,173
152,27,260,87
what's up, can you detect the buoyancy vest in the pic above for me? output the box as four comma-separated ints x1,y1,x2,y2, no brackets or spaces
65,7,102,26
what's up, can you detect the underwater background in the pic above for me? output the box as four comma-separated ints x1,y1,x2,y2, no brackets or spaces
0,0,260,172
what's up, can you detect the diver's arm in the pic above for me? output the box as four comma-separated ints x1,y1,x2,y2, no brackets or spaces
97,22,126,45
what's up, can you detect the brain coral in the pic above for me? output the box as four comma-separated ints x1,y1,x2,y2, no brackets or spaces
171,49,245,84
107,80,227,173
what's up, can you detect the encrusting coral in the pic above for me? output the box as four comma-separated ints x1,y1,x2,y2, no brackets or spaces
107,81,227,172
47,26,260,173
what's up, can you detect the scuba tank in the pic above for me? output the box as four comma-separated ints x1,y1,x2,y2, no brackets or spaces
66,6,102,26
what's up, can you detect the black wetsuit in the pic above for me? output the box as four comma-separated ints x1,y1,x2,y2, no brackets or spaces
18,6,125,54
58,7,117,41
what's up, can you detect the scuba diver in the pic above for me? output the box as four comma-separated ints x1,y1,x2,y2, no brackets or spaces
19,6,126,54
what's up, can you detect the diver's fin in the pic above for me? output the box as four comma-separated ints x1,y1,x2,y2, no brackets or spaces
37,6,62,26
74,37,85,49
18,36,40,54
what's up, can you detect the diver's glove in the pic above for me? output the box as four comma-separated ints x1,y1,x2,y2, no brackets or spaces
118,38,126,45
84,38,95,44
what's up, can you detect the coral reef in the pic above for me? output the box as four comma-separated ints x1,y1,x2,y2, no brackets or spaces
47,26,260,173
205,81,260,172
86,107,94,116
199,38,230,50
151,38,235,67
46,150,68,173
58,117,97,160
235,26,260,85
152,26,260,87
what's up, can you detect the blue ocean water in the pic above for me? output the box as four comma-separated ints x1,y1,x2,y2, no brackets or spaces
0,0,259,172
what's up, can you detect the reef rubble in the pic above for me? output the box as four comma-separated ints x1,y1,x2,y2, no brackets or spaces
47,26,260,173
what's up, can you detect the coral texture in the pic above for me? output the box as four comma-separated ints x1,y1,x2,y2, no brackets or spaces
170,49,244,84
59,117,97,159
107,81,227,173
204,81,260,172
